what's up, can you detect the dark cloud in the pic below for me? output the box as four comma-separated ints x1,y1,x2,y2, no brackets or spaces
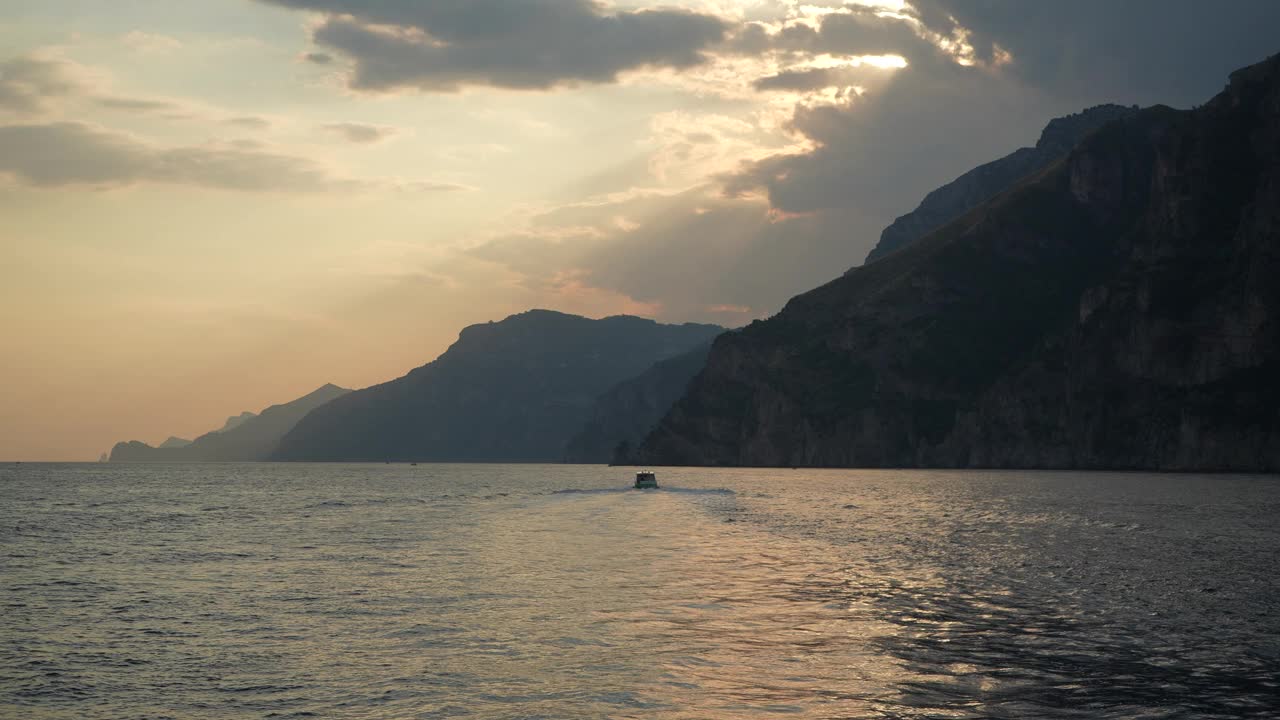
467,231,588,285
302,52,334,65
469,188,885,323
914,0,1280,106
804,11,931,58
0,55,87,114
728,0,1280,227
725,22,771,56
321,122,398,144
1,53,184,118
577,195,863,319
0,121,364,191
256,0,729,92
645,1,1280,316
729,59,1059,220
727,11,938,66
253,0,1280,322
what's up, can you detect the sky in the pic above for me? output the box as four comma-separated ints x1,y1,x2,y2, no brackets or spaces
2,0,1278,461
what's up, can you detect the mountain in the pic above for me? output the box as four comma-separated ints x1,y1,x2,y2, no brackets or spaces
863,104,1137,264
158,436,192,449
273,310,723,462
563,341,716,464
216,412,256,433
638,54,1280,472
109,384,350,462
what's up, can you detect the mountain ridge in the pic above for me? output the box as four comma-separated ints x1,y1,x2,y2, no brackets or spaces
562,341,716,464
273,310,723,462
109,383,350,462
863,103,1138,265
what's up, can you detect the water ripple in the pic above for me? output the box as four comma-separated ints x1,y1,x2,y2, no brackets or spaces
1,463,1277,718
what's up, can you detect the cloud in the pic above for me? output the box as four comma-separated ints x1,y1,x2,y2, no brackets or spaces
302,52,334,65
569,0,1280,322
572,190,837,317
724,0,1280,226
730,9,939,64
225,115,273,129
393,0,1280,329
0,121,428,192
467,230,594,287
0,52,202,121
93,96,182,113
754,66,864,92
465,185,882,324
725,54,1072,220
609,5,935,104
645,110,788,185
257,0,730,92
0,53,469,194
321,121,400,144
0,54,92,115
912,0,1280,106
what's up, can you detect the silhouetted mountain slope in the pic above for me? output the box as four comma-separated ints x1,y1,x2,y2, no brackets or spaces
273,310,724,462
563,341,716,464
864,104,1137,264
216,412,256,433
640,54,1280,472
109,384,350,462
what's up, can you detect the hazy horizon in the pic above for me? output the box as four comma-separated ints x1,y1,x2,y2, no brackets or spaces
3,0,1279,460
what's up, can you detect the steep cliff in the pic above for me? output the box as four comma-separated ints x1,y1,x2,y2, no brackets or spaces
109,383,350,462
274,310,723,462
864,104,1137,264
640,54,1280,472
563,341,716,464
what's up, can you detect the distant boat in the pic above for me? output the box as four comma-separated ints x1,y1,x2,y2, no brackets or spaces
634,471,658,489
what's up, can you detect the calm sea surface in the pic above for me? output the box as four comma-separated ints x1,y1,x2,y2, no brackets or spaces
2,463,1278,719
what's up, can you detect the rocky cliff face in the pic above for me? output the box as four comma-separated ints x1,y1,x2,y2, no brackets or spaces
273,311,722,462
639,54,1280,472
864,104,1136,264
109,384,350,462
563,341,715,464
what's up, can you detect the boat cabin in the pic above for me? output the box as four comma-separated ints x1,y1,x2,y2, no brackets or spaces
634,471,658,489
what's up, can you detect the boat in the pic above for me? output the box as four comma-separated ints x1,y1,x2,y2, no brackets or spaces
634,471,658,489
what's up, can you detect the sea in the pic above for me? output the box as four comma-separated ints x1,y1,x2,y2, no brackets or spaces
2,463,1278,719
